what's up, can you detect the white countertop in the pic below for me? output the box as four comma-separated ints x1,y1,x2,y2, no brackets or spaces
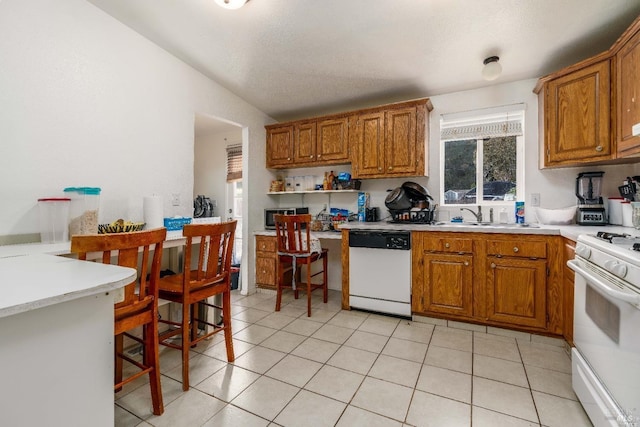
337,221,637,242
254,230,343,240
0,253,136,319
0,229,188,259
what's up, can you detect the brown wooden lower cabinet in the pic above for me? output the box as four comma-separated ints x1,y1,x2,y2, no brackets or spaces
255,235,277,289
413,231,564,336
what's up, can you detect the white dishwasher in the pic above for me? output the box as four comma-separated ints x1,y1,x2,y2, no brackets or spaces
348,230,411,317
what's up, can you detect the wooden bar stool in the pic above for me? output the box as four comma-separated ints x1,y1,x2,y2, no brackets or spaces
71,227,167,416
274,214,328,317
157,221,237,391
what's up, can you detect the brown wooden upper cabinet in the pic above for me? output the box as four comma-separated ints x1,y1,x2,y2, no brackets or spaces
266,116,350,169
265,98,432,175
537,59,612,168
617,22,640,157
534,14,640,168
351,99,431,179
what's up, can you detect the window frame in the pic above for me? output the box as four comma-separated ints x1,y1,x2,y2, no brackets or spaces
439,107,525,207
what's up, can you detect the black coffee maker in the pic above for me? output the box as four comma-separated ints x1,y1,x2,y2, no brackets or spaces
575,171,607,225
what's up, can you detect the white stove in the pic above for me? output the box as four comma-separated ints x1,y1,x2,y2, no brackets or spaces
569,232,640,427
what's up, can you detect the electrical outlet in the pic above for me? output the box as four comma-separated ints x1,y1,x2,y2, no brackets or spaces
171,193,180,206
531,193,540,207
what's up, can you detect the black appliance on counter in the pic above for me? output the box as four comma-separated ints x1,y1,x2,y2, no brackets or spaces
365,207,379,222
575,171,607,225
264,207,309,229
385,181,436,224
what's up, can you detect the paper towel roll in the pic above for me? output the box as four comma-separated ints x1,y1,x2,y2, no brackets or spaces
143,195,164,230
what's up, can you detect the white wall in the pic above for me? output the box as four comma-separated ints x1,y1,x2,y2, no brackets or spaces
426,79,640,223
0,0,275,294
194,127,242,219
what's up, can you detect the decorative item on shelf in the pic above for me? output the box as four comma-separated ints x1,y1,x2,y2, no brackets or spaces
327,171,336,190
269,179,284,192
322,172,329,190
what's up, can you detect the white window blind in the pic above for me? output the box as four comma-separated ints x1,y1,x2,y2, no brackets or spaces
441,108,524,141
226,144,242,182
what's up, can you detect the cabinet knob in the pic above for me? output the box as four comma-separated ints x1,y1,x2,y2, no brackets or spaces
310,155,313,158
388,166,393,170
464,261,469,266
595,145,603,152
318,154,322,158
491,262,496,269
513,246,519,253
444,242,450,248
287,157,291,160
378,167,382,171
262,245,266,249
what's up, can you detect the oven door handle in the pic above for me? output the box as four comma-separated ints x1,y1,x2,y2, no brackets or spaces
568,259,640,307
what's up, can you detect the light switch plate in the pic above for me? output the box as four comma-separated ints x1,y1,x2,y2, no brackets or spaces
632,122,640,137
531,193,540,207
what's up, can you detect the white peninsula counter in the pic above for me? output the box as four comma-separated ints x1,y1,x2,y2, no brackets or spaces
0,253,136,427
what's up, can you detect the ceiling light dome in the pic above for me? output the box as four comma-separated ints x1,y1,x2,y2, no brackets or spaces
215,0,249,9
482,56,502,81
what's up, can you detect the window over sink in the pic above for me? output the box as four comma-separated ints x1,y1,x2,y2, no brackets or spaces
440,106,524,205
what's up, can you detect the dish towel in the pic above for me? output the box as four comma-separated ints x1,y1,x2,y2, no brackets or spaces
277,235,321,291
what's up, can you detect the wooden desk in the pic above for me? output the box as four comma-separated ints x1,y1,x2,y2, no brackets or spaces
0,254,135,427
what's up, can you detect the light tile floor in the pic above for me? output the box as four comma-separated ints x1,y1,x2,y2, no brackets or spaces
115,289,593,427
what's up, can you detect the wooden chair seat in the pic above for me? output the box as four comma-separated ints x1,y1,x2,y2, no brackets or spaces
71,228,166,416
274,214,328,317
157,221,237,391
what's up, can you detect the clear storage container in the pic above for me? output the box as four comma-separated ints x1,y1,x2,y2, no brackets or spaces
63,187,101,235
38,198,70,243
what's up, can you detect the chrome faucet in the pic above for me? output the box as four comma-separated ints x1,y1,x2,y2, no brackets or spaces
460,206,483,222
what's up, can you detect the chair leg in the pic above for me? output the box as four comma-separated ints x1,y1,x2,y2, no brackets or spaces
115,334,123,392
145,319,164,415
222,289,235,362
307,260,312,317
181,301,190,391
190,303,198,348
323,253,328,303
275,261,282,312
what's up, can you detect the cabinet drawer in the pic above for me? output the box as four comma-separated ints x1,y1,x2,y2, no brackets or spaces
487,239,546,259
423,236,473,253
256,236,277,253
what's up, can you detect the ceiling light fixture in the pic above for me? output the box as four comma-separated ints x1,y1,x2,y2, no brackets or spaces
482,56,502,81
214,0,249,9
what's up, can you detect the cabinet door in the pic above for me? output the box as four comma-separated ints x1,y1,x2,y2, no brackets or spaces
293,121,317,164
544,60,611,166
617,29,640,156
385,105,422,176
266,125,295,168
317,117,349,163
486,257,547,329
421,253,474,317
255,255,276,288
351,111,385,178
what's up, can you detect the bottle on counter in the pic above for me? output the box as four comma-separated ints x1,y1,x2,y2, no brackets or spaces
323,172,329,190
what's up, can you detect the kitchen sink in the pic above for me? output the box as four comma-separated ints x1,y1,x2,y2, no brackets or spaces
432,222,540,229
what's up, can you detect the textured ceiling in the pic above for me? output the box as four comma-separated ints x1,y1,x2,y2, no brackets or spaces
88,0,640,122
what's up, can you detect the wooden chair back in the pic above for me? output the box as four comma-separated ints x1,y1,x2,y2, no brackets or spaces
71,228,166,313
181,221,237,290
274,214,312,256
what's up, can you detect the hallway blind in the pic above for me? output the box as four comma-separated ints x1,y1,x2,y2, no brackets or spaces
226,144,242,182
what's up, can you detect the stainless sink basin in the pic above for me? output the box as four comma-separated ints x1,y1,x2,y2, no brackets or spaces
432,222,539,229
